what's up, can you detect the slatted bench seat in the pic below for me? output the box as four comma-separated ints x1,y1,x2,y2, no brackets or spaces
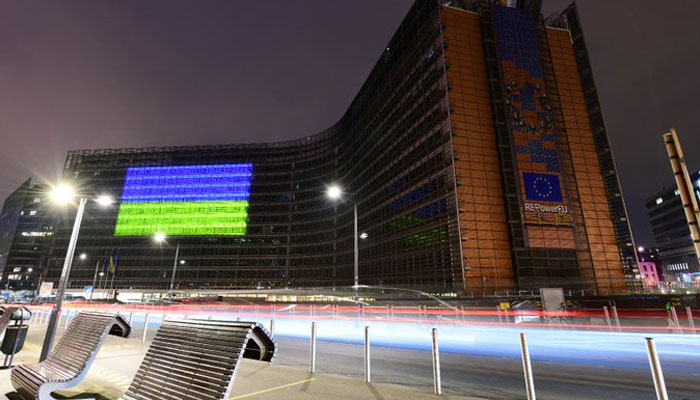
11,311,131,400
120,318,276,400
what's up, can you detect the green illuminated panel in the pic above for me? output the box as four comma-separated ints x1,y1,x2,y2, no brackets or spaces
115,201,249,237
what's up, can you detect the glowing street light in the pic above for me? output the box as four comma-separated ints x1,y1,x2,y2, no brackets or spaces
360,232,368,240
154,232,180,296
326,184,361,291
327,185,342,200
40,183,113,361
96,194,114,206
154,232,167,243
80,253,87,260
49,184,75,205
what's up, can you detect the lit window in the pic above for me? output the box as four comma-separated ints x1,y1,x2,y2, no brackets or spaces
12,267,21,272
7,274,20,280
674,189,680,196
29,210,37,216
655,197,663,205
33,197,41,203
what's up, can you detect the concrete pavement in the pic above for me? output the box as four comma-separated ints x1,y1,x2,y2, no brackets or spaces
0,324,483,400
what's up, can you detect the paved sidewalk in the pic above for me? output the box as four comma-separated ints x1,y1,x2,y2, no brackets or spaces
0,324,483,400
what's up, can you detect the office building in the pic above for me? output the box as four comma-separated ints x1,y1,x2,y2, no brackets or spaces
43,0,636,295
645,170,700,283
0,179,53,291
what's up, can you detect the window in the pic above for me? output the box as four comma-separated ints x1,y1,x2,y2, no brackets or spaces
655,197,663,205
29,210,37,216
12,267,21,272
674,189,680,196
33,197,41,203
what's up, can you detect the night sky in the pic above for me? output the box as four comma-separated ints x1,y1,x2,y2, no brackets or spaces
1,0,699,245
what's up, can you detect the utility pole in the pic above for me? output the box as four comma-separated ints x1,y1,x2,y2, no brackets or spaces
663,128,700,269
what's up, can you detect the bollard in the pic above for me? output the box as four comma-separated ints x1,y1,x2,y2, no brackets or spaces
364,326,371,383
519,333,536,400
310,322,317,374
497,305,503,324
142,313,150,343
431,328,441,395
128,312,134,326
645,338,669,400
670,307,682,334
603,306,612,331
611,306,622,332
686,307,696,333
460,305,465,322
270,319,275,336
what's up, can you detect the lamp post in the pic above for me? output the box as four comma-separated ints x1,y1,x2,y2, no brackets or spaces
40,184,113,361
154,233,181,297
327,185,367,294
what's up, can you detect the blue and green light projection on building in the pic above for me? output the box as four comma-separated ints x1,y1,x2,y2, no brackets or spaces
114,164,253,237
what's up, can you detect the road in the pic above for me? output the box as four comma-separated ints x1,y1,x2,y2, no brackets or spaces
274,337,700,400
14,305,700,399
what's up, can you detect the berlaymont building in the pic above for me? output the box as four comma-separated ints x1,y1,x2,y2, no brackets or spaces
41,0,640,296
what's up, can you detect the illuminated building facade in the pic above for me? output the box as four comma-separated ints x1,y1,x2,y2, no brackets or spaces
645,170,700,283
0,179,53,291
43,0,636,295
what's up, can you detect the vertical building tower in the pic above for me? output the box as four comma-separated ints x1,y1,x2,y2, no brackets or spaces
442,0,636,294
42,0,636,295
0,179,53,291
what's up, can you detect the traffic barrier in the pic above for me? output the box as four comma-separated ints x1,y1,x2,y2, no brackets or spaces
141,313,150,343
611,306,622,332
364,326,371,383
310,321,317,373
670,307,682,334
519,332,536,400
603,306,612,331
645,337,669,400
431,328,441,395
686,307,696,333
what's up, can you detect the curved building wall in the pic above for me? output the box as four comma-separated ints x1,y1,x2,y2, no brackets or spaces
42,0,634,295
46,0,465,292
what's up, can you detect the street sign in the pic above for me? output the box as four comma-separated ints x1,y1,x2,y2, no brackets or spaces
84,286,94,296
39,282,54,297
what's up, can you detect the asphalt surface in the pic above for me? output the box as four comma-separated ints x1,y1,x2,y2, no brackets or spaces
5,308,700,400
275,337,700,400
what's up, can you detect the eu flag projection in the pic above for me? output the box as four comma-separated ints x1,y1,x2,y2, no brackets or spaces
523,173,563,203
114,164,253,236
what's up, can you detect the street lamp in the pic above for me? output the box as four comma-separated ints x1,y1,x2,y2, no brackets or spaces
326,184,360,291
154,233,181,296
40,183,113,361
79,253,87,260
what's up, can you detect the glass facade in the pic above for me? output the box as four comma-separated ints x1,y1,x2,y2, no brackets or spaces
37,0,635,295
0,179,53,291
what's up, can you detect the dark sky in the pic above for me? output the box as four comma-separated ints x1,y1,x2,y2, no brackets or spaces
1,0,699,245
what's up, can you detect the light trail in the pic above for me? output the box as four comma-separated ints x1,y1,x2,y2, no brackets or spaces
16,302,700,374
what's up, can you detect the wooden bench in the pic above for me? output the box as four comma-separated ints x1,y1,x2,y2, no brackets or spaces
120,318,277,400
11,311,131,400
